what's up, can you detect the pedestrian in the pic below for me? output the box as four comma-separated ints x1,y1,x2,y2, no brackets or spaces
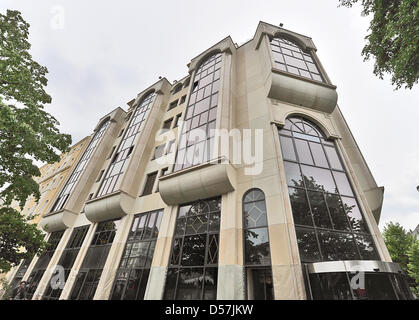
11,281,27,300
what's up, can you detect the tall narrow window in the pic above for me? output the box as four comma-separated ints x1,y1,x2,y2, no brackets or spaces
50,120,110,212
152,144,166,160
162,118,173,133
110,209,163,300
70,219,121,300
96,92,156,197
166,140,175,155
173,113,182,128
174,53,223,171
278,116,379,263
270,37,324,82
42,225,89,300
168,100,178,111
243,189,274,300
164,197,221,300
142,172,158,196
26,231,64,299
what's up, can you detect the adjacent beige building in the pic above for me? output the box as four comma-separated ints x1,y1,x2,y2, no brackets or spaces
4,22,413,300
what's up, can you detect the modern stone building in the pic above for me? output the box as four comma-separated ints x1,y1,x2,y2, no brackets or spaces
2,137,89,288
5,21,414,300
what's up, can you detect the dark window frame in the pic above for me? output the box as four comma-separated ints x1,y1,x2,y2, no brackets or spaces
109,209,163,300
242,189,274,300
162,118,173,132
168,100,179,111
141,171,158,196
163,197,221,300
270,36,324,83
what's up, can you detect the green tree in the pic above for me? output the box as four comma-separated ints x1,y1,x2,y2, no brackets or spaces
407,239,419,296
0,10,71,273
382,222,413,271
339,0,419,89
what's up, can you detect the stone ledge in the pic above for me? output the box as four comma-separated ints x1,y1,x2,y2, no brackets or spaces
268,69,338,114
159,160,236,205
84,190,136,223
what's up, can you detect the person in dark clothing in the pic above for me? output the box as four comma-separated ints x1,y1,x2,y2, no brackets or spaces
11,281,27,300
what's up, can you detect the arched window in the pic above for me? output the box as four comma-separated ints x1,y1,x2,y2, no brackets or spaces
270,37,323,82
242,189,274,300
278,116,379,263
174,52,222,171
164,197,221,300
96,92,156,197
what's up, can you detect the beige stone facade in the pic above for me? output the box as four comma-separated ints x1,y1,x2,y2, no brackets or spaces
4,22,411,300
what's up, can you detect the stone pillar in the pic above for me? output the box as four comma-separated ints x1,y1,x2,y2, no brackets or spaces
93,214,133,300
144,205,177,299
217,192,245,300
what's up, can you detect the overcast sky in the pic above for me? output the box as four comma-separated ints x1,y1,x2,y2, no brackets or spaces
1,0,418,231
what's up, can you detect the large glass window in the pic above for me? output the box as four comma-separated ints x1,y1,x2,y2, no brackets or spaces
42,225,89,300
174,53,223,171
26,231,64,299
308,272,414,300
242,189,274,300
50,120,110,212
164,197,221,300
270,37,323,82
96,92,156,197
278,116,379,263
110,209,163,300
69,219,121,300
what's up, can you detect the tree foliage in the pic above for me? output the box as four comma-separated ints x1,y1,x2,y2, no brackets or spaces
339,0,419,89
0,10,71,273
382,222,414,270
407,240,419,296
382,222,418,297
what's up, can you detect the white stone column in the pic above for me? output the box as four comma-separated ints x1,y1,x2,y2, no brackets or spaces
217,192,245,300
144,205,177,299
93,214,133,300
